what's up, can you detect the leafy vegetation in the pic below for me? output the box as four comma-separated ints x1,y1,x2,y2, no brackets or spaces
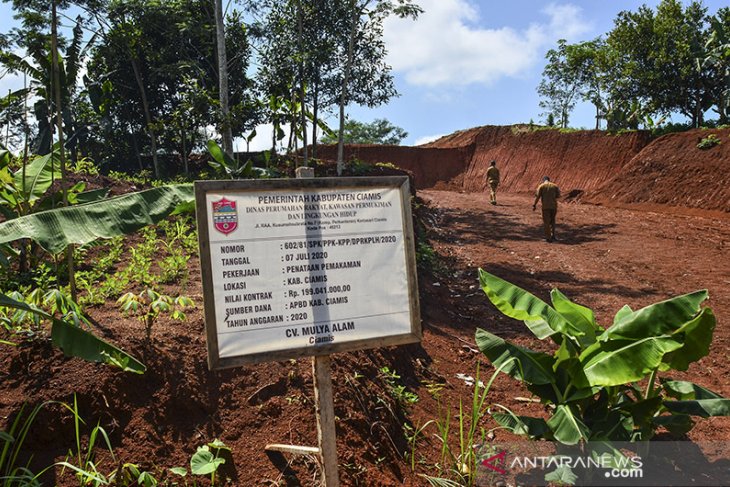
170,439,231,485
0,398,231,486
117,289,194,343
476,270,729,444
379,366,419,410
0,402,51,486
0,184,194,254
0,291,145,374
539,1,730,129
320,118,408,145
697,133,722,149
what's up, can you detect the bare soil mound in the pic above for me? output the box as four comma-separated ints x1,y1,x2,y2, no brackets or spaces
315,144,469,191
327,124,730,214
584,128,730,212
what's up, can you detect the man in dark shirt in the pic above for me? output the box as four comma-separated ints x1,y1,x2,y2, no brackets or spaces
533,176,561,242
485,160,500,205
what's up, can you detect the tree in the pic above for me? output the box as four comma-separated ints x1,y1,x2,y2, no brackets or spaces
0,89,30,150
652,0,713,127
320,117,407,145
537,40,581,129
214,0,233,157
606,0,716,128
704,7,730,123
334,0,421,174
2,7,91,155
256,0,347,160
85,0,258,173
254,0,419,166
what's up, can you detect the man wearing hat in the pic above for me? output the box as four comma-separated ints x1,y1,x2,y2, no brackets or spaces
532,176,561,242
485,160,500,205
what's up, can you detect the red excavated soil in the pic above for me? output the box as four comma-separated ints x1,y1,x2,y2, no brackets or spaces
585,128,730,212
2,126,730,486
322,125,730,214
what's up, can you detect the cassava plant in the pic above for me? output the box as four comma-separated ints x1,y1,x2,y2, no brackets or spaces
476,269,730,444
117,289,194,342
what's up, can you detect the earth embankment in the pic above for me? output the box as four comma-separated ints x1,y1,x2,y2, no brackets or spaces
583,129,730,212
436,126,652,194
315,144,470,190
320,125,730,213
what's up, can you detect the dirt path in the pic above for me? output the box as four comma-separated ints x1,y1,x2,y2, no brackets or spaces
416,189,730,441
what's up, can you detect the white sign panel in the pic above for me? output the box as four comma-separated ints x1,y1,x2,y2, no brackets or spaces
196,177,421,369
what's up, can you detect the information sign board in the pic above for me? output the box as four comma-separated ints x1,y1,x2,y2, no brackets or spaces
195,176,421,369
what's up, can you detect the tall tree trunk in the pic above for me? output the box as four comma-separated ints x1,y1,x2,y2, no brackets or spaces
214,0,233,157
131,130,144,171
19,74,29,274
695,94,703,128
337,3,360,175
130,58,160,178
312,78,319,160
181,125,188,175
297,0,308,166
52,1,77,300
4,90,9,148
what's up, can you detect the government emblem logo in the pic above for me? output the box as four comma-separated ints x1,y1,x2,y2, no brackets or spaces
212,197,238,235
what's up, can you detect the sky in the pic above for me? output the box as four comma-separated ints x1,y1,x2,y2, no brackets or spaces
1,0,729,150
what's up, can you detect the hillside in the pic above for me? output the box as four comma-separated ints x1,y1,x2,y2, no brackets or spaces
318,125,730,213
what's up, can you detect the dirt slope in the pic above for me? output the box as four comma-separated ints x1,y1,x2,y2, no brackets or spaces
584,128,730,212
324,125,730,213
448,125,651,194
315,144,470,190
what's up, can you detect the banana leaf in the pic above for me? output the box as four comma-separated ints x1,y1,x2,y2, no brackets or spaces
613,305,633,324
660,307,716,371
475,328,556,385
492,413,550,439
544,466,578,485
0,293,145,374
550,288,600,346
602,290,708,341
479,269,573,340
652,414,694,436
662,380,723,400
546,405,589,445
663,399,730,418
0,184,194,254
579,335,683,387
13,149,62,204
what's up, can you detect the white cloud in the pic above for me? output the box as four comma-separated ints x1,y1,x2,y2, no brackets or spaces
414,133,446,146
384,0,592,87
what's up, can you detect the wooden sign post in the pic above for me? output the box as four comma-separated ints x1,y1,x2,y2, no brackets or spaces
313,354,338,485
195,175,421,485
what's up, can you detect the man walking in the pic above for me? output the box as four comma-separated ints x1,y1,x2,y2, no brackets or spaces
485,160,500,205
533,176,560,242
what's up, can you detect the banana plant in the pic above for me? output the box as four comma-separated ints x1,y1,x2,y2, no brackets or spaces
0,292,145,374
0,184,194,254
0,147,109,221
206,139,273,180
476,269,729,444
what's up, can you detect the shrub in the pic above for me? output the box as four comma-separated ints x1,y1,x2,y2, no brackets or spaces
697,134,721,150
476,270,729,444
